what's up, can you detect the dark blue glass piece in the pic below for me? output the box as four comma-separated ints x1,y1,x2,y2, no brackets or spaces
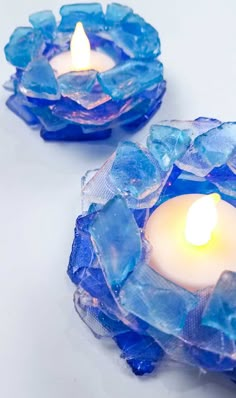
4,27,45,69
114,331,164,376
41,124,112,141
29,10,57,42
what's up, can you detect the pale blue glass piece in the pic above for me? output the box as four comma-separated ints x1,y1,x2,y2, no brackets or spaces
228,150,236,173
105,3,133,25
110,13,160,59
176,147,214,177
4,27,45,69
120,263,198,335
98,60,163,100
109,141,161,199
20,58,60,100
59,3,104,32
194,122,236,167
58,71,111,110
147,125,191,171
89,196,142,288
29,10,57,42
202,271,236,340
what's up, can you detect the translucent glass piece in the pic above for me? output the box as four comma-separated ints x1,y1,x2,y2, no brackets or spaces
58,3,105,32
4,27,45,69
120,263,198,335
194,122,236,167
6,94,39,126
176,147,213,177
202,271,236,340
31,106,68,132
105,3,133,25
58,71,111,110
147,125,191,171
89,196,142,288
29,10,57,41
20,58,60,100
110,13,160,59
52,95,141,126
109,141,161,199
228,150,236,173
98,60,163,100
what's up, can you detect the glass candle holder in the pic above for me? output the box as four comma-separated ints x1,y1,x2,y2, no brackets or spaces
4,3,166,141
68,117,236,380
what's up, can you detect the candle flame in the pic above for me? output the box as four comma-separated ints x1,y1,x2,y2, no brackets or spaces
185,193,221,246
70,22,91,71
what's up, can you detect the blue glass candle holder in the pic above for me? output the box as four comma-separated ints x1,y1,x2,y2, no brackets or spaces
68,117,236,381
4,3,166,141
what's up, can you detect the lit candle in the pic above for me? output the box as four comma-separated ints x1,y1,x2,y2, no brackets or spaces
145,194,236,291
50,22,115,76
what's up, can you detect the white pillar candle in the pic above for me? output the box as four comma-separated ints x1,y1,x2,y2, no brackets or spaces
145,194,236,291
50,22,115,76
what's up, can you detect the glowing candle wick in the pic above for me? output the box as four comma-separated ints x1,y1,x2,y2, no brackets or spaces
185,193,221,246
70,22,91,71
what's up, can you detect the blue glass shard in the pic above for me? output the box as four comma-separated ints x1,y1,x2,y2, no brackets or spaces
206,165,236,198
228,150,236,173
114,331,164,376
52,96,140,126
147,125,191,171
109,141,161,199
29,10,57,42
31,106,68,132
4,27,45,69
89,196,142,288
98,60,163,100
176,147,214,177
41,124,112,141
110,13,160,59
6,94,39,126
194,122,236,167
202,271,236,340
120,263,198,335
68,231,97,285
20,58,60,100
59,3,105,32
105,3,133,25
58,71,111,110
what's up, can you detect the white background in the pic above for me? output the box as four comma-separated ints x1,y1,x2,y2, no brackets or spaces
1,1,236,397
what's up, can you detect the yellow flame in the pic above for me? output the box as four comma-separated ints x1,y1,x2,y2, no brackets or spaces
70,22,91,71
185,193,221,246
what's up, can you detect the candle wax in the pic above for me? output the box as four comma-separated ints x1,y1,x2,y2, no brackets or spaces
50,50,116,77
145,194,236,291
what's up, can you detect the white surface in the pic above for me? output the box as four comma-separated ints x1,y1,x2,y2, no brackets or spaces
0,1,236,397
